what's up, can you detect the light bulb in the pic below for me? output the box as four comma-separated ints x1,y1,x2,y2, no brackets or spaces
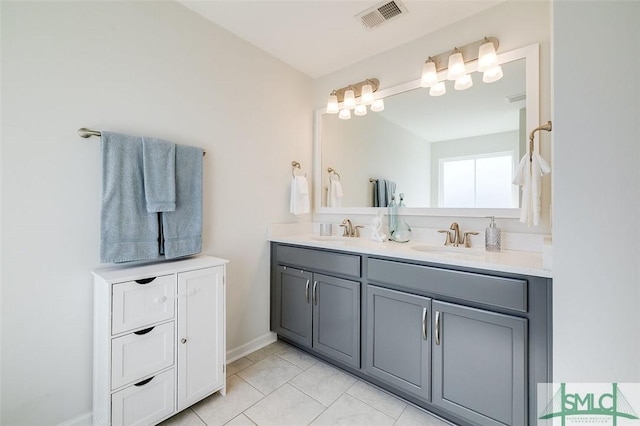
477,40,499,72
483,65,503,83
454,74,473,91
338,109,351,120
343,89,356,109
371,99,384,112
361,84,374,105
429,81,446,96
326,91,339,114
447,50,466,81
420,60,438,88
354,104,367,116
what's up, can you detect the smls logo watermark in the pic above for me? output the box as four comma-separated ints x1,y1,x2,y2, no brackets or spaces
538,383,640,425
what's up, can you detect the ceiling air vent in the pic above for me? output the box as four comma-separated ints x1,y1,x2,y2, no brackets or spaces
356,0,408,30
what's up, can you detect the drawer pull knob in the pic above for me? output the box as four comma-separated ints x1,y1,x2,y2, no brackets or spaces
312,281,318,306
305,280,310,303
135,277,156,285
435,311,441,346
422,307,428,340
134,376,154,387
134,326,155,335
181,338,187,344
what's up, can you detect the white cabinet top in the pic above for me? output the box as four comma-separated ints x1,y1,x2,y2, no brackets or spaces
92,255,228,282
269,234,551,278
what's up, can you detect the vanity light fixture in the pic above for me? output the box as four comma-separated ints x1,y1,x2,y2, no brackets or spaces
420,36,502,97
325,78,382,119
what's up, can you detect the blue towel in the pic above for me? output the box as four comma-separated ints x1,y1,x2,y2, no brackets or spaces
142,137,176,213
100,132,160,263
162,144,203,259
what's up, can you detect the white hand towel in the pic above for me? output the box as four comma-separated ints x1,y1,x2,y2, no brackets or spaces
513,152,551,226
290,176,310,215
327,179,343,207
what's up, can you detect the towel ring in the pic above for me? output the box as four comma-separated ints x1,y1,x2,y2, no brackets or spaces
327,167,341,181
291,161,306,178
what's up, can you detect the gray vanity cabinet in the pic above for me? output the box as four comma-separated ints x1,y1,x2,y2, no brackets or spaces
432,301,527,426
271,245,361,369
273,267,313,347
366,285,431,402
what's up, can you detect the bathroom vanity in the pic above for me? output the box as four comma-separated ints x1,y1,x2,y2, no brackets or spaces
270,236,551,426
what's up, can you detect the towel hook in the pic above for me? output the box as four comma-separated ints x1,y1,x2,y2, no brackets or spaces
291,161,306,178
529,121,552,162
327,167,341,181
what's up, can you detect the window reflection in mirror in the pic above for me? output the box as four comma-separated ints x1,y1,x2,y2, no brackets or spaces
320,58,527,209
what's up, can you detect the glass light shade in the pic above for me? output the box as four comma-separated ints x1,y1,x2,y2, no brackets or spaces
447,51,466,81
326,93,339,114
429,81,446,96
361,84,374,105
371,99,384,112
477,40,499,72
354,104,367,116
454,74,473,91
420,61,438,87
343,89,356,109
338,108,351,120
483,65,504,83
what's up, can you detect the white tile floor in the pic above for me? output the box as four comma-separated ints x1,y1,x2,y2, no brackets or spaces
160,340,452,426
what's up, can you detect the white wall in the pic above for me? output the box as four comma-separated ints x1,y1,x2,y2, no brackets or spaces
552,1,640,382
321,113,430,207
313,0,551,233
0,1,312,424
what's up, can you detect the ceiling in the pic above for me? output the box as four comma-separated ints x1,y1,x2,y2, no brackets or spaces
177,0,504,79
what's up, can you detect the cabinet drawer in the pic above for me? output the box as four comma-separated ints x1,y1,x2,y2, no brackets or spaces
276,245,361,278
367,259,527,312
111,322,174,389
111,368,175,426
112,274,176,335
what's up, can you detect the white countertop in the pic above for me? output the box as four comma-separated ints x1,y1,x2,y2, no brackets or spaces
269,233,552,278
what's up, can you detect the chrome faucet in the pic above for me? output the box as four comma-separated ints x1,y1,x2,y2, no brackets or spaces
438,222,479,247
340,218,363,237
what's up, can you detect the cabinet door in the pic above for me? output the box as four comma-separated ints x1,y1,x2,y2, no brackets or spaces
274,266,313,347
432,301,527,426
366,285,431,401
177,266,225,411
312,274,360,368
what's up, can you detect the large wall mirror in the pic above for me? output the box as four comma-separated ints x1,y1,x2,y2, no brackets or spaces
314,44,539,217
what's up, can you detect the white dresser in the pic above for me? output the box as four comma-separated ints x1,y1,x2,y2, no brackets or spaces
92,256,227,426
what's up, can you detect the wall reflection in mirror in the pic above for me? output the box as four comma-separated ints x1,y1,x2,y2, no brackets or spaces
320,58,527,209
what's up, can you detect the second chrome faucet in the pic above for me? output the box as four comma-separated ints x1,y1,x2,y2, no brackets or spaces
438,222,478,247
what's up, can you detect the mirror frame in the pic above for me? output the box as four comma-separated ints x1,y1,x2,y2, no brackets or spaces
314,43,539,218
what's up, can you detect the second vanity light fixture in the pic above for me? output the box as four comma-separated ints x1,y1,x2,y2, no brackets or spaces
421,37,503,97
326,78,383,120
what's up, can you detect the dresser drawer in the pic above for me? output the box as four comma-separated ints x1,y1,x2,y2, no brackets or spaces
111,322,174,390
112,274,176,335
367,258,527,312
276,245,361,278
111,368,175,426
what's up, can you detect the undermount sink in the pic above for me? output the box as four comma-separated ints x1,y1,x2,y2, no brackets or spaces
410,245,485,257
309,236,351,243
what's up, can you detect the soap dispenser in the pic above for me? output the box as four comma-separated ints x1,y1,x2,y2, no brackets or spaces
485,216,501,252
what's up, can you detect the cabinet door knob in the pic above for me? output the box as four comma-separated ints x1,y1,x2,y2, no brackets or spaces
312,281,318,306
155,296,167,304
422,308,428,340
305,280,310,303
181,338,187,344
435,311,441,346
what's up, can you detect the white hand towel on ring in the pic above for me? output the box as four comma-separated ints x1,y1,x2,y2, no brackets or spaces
513,152,551,226
290,176,310,215
327,179,343,207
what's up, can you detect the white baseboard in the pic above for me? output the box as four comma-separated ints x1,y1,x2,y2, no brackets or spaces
57,412,92,426
226,331,277,363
